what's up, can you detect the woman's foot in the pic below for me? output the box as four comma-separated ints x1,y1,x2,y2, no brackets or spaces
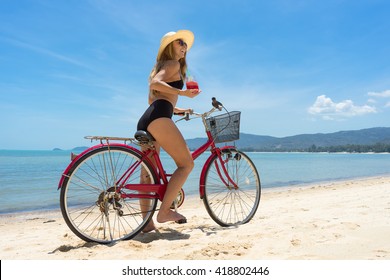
142,221,157,233
157,209,186,223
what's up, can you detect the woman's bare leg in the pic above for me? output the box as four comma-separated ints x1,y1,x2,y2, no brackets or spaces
147,118,194,223
139,144,160,233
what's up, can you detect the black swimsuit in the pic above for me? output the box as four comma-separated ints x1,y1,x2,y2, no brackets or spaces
137,80,184,131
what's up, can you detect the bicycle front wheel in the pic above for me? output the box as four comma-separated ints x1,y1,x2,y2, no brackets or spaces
60,145,158,243
202,149,261,227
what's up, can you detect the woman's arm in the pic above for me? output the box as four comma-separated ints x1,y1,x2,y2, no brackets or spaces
150,60,200,97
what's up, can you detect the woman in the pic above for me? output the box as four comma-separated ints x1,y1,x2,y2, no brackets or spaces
137,30,200,232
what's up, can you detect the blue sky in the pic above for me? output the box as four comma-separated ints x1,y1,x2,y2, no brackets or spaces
1,0,390,150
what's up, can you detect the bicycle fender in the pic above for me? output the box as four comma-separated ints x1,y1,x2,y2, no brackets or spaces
57,144,144,190
199,146,237,199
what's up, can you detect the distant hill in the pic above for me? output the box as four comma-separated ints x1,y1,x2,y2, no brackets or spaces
53,146,90,151
186,127,390,152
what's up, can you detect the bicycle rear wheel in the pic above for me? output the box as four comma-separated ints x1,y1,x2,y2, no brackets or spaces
202,148,261,226
60,145,158,243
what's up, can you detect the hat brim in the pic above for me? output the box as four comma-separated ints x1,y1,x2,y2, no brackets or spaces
157,30,194,60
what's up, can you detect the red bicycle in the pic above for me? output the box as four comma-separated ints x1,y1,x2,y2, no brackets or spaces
58,98,261,244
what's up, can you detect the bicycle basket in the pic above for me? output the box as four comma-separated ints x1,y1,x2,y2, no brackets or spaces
206,111,241,143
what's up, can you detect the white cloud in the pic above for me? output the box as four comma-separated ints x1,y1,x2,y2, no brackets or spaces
367,90,390,98
367,90,390,109
308,95,377,120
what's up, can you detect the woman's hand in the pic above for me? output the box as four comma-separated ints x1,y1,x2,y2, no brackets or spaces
179,88,201,98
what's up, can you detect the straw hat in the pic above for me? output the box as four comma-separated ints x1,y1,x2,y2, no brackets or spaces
157,30,194,60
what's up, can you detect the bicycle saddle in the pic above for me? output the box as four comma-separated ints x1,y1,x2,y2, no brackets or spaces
134,130,155,143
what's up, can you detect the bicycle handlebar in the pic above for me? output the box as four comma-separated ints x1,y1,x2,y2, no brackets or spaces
174,97,223,122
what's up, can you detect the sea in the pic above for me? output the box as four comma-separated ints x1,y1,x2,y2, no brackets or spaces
1,149,390,214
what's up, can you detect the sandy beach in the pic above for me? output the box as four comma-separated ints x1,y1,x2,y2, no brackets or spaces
1,176,389,260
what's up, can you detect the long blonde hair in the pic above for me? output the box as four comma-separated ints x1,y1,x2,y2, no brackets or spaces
149,42,187,91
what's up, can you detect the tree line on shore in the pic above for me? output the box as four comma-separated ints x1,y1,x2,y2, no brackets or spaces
239,143,390,153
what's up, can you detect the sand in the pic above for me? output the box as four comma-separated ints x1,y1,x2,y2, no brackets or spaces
1,176,389,260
